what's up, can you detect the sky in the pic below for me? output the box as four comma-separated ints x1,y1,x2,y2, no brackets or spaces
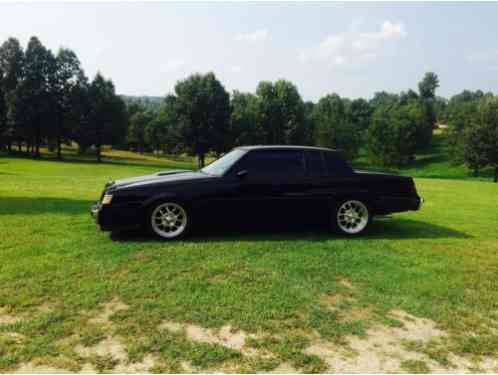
1,2,498,101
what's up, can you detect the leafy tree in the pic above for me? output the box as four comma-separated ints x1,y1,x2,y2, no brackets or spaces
16,36,55,157
230,91,262,146
88,73,127,162
0,37,24,152
128,110,153,153
418,72,439,100
446,90,483,162
461,97,498,181
67,72,92,153
174,72,230,167
145,95,182,154
256,80,306,145
51,48,82,159
302,101,315,146
347,98,372,135
367,102,418,167
369,91,399,110
0,68,6,150
416,72,440,147
313,94,360,160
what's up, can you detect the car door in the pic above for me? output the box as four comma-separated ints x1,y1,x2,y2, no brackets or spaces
227,149,308,227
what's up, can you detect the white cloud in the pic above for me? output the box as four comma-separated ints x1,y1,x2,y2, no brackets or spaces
230,65,243,73
160,58,185,73
235,29,268,43
299,20,406,68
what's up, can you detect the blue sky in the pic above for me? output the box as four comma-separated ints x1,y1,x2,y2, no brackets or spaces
1,2,498,101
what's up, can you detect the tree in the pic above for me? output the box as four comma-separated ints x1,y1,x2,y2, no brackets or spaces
128,110,153,153
68,71,92,153
367,102,418,167
88,73,127,162
145,95,182,154
312,94,360,160
446,90,482,162
418,72,439,100
256,80,306,145
229,91,262,146
174,72,230,167
416,72,440,147
461,97,498,181
347,98,372,135
52,48,82,159
0,68,6,150
0,37,24,152
17,36,55,157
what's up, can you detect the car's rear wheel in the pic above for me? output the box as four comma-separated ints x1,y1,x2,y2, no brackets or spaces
334,199,370,235
149,202,189,239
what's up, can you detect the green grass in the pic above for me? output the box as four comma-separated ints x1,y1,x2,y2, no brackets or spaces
1,149,497,372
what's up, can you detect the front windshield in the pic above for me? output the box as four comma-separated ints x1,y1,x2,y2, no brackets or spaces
201,149,247,176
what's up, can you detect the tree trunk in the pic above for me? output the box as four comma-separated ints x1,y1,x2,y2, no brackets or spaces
57,114,62,160
96,145,101,163
198,153,205,169
494,166,497,183
473,167,479,177
34,122,41,158
18,142,22,152
7,141,12,153
57,137,62,160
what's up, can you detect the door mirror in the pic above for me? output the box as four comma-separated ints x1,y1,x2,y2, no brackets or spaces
236,169,248,178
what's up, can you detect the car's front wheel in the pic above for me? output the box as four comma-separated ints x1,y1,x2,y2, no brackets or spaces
334,199,370,235
149,201,189,239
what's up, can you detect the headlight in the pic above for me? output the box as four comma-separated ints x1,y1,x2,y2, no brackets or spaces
102,194,113,205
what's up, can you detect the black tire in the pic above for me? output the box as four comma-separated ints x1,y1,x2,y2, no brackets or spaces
333,199,371,235
147,201,190,240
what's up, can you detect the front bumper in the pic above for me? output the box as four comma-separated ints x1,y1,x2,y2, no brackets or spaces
90,201,142,232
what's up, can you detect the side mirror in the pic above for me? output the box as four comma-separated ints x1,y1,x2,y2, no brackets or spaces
236,169,248,178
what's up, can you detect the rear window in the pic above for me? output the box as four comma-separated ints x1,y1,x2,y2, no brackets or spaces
324,152,353,176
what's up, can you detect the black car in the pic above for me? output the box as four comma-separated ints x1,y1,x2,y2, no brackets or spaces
91,146,422,239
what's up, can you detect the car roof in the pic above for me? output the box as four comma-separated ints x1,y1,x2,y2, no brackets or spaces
236,145,337,152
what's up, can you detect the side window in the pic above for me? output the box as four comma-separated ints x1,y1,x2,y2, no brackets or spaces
305,151,326,177
238,150,305,178
324,152,353,177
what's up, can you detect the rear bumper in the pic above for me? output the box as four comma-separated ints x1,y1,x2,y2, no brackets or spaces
373,195,423,215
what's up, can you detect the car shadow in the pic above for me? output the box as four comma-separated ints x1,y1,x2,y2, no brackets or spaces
111,217,471,243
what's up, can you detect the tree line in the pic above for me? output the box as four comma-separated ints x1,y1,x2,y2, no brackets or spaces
0,36,127,162
1,36,497,181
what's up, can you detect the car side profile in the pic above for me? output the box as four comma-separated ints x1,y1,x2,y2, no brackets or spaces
91,145,422,239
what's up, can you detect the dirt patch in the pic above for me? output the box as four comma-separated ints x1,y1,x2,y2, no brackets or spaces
304,309,496,373
75,335,157,373
160,321,256,353
37,302,53,313
270,362,298,373
0,307,22,325
88,298,129,326
158,320,183,333
14,363,73,373
338,277,354,290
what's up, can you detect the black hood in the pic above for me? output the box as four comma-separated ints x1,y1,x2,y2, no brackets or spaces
107,170,213,190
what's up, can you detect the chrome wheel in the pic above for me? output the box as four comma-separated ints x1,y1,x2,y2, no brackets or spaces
151,202,188,239
337,200,369,234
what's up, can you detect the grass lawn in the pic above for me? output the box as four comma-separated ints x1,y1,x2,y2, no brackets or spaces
0,151,497,373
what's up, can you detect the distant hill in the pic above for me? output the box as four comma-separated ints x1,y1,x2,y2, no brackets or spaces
121,95,164,113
